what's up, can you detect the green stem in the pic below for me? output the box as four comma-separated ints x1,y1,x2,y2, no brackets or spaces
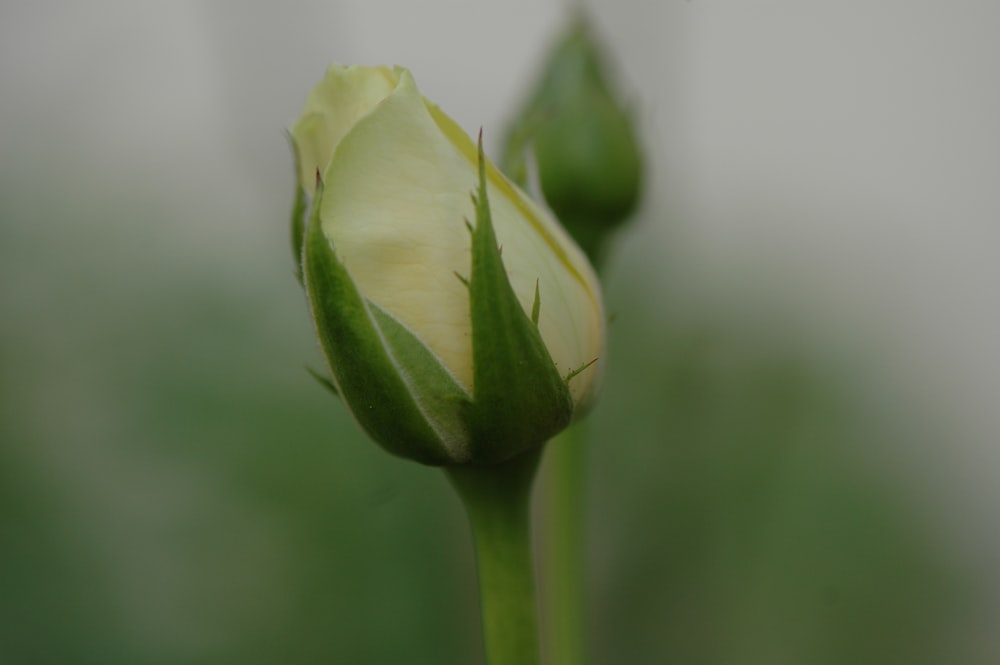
540,423,588,665
447,450,543,665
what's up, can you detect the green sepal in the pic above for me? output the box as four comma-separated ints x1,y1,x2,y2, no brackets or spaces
287,132,309,286
304,180,470,465
466,135,573,463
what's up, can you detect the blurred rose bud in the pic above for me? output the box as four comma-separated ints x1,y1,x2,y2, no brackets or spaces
503,19,642,265
288,65,605,466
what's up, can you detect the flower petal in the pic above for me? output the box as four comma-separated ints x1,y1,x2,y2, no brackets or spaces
290,65,397,194
320,67,481,388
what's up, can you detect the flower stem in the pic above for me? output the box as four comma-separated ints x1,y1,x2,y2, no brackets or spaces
446,450,543,665
540,423,588,665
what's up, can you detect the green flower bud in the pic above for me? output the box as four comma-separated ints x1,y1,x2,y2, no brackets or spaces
289,65,606,466
503,18,642,265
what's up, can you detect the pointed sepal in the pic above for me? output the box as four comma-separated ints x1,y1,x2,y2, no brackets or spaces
466,133,574,463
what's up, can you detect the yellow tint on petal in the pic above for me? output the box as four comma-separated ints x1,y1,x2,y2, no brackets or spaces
424,103,596,305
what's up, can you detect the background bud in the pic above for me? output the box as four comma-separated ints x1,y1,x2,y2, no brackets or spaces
503,17,642,266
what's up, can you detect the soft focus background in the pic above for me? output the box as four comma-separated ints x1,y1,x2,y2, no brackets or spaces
2,1,998,663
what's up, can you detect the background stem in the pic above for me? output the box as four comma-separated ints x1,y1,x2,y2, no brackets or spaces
447,451,543,665
537,210,610,665
540,422,588,665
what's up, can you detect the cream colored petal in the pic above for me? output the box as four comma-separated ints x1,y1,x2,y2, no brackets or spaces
290,65,397,194
320,68,479,389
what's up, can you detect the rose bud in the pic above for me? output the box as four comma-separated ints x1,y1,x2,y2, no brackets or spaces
288,65,605,466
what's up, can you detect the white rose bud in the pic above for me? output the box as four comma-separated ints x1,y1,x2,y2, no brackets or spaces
289,65,605,466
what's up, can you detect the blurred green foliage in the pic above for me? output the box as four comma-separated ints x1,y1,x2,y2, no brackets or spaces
588,272,967,665
0,173,971,664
